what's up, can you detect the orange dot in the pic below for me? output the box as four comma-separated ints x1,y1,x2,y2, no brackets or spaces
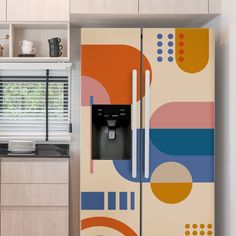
185,230,190,235
207,231,212,235
207,224,212,229
200,231,205,235
179,49,184,54
179,33,184,39
179,56,184,62
193,224,198,229
200,224,205,229
179,41,184,47
185,224,190,229
193,231,197,235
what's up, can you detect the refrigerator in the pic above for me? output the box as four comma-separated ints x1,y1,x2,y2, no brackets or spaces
80,28,215,236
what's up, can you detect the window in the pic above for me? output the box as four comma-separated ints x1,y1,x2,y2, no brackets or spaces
0,69,71,142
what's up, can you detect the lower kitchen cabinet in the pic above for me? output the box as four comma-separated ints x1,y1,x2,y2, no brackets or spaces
1,184,68,206
1,207,68,236
0,157,69,236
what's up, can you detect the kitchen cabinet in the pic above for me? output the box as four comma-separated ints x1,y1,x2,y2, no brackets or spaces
1,208,68,236
139,0,209,14
1,157,69,236
0,0,6,21
0,22,70,62
7,0,69,21
70,0,138,14
1,184,68,206
1,159,69,183
209,0,221,13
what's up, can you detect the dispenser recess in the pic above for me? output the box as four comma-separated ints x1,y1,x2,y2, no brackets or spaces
92,105,131,160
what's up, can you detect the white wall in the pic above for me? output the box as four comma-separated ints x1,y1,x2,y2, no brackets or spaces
204,1,236,235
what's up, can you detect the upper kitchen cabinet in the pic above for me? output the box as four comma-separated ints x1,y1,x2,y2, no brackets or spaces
139,0,209,14
209,0,221,13
0,0,6,21
71,0,139,14
7,0,69,22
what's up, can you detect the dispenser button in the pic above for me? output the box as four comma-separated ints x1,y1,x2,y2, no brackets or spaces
108,130,116,140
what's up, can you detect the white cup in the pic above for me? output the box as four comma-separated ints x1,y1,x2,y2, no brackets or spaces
21,45,36,54
19,40,34,48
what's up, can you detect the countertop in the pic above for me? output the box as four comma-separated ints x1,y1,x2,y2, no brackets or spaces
0,144,70,158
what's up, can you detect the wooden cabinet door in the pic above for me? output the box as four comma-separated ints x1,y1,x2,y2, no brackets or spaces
139,0,209,14
0,0,6,21
1,158,69,184
1,208,68,236
71,0,138,14
7,0,69,21
1,184,69,206
209,0,221,13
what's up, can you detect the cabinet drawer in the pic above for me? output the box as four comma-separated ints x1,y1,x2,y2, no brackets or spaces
1,184,68,206
139,0,209,14
1,207,68,236
1,159,69,183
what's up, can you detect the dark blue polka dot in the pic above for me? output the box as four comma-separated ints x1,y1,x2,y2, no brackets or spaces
168,41,173,47
168,49,173,54
168,57,174,62
157,49,163,54
157,41,163,47
157,34,163,39
168,34,174,39
157,57,163,62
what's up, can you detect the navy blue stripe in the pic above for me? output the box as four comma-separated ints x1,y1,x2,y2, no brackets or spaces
90,96,94,105
119,192,127,210
108,192,116,210
131,192,135,210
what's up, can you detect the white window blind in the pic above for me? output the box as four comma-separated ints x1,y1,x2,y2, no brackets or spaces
0,68,71,142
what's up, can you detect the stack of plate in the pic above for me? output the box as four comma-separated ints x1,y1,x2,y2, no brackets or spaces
8,141,36,154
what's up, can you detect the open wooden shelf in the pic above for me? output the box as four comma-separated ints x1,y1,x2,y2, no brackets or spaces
0,24,10,58
0,22,70,62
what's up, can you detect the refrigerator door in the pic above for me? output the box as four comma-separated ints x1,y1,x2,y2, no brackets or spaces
80,28,146,236
142,28,215,235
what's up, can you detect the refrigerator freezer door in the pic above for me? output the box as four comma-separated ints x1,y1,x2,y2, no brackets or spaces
142,28,215,236
80,28,142,236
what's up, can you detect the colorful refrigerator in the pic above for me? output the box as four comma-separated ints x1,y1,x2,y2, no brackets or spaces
80,28,215,236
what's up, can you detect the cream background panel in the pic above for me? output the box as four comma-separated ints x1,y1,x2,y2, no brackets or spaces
142,28,215,122
142,183,215,235
80,107,140,234
81,28,140,50
82,226,123,236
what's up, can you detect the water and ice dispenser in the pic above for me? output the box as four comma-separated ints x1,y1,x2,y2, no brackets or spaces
92,105,131,160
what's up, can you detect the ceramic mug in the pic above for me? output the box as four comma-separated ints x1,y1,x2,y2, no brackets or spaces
48,37,61,44
19,40,34,48
21,45,36,54
0,45,4,57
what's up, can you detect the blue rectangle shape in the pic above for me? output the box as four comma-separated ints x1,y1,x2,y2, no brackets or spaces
119,192,127,210
131,192,135,210
108,192,116,210
90,96,94,105
81,192,104,210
